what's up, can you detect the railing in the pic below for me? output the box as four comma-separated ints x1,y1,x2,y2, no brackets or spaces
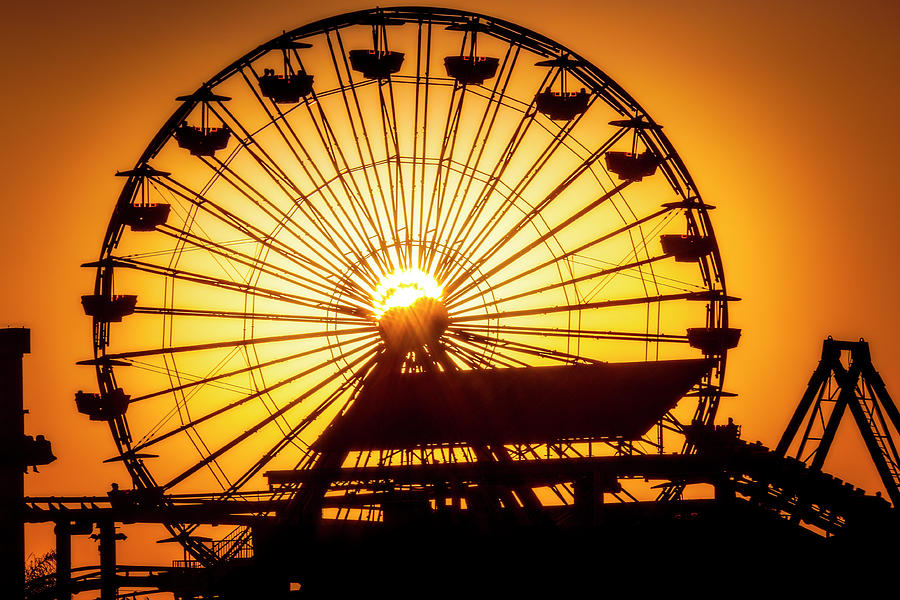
174,525,253,568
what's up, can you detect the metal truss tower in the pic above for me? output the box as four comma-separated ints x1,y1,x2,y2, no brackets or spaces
776,337,900,507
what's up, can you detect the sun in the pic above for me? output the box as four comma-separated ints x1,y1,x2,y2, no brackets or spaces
372,269,444,318
373,269,449,352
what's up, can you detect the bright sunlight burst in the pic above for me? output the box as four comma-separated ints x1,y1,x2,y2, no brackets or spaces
372,269,444,318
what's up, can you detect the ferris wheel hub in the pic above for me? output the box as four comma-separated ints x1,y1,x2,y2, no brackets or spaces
377,296,449,352
373,268,447,351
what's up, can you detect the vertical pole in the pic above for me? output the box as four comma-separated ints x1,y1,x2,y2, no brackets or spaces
55,522,72,600
0,328,30,600
714,475,736,504
99,519,117,600
574,472,606,526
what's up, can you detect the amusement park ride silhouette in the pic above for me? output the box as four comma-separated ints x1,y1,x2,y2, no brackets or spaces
4,6,899,598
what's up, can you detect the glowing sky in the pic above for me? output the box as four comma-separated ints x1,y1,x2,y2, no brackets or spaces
3,0,899,568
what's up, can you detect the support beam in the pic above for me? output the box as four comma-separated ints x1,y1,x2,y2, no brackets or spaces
0,328,29,600
98,520,118,600
55,522,72,600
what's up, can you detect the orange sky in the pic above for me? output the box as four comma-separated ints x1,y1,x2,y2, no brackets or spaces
3,0,899,571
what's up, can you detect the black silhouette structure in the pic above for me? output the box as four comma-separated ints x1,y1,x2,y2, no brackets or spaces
777,337,900,506
1,329,55,599
18,335,900,596
11,6,898,599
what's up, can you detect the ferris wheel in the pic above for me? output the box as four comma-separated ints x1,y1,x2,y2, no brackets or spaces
78,6,738,565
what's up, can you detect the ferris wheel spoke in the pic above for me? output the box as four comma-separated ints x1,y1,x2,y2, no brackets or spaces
444,179,631,304
433,95,568,277
132,306,365,325
368,46,407,263
131,338,377,454
124,349,248,406
153,224,370,308
445,329,596,365
439,337,512,369
443,94,586,259
132,339,377,459
326,30,402,266
425,72,549,275
437,62,548,231
450,291,698,323
101,256,370,317
440,335,530,368
433,53,537,271
161,346,380,491
495,105,591,196
218,357,377,499
311,142,395,280
420,78,466,271
429,42,521,273
302,98,396,272
420,30,512,269
209,101,319,203
568,253,702,295
449,324,689,344
205,107,384,281
585,229,657,303
327,27,403,222
439,127,630,293
446,205,670,308
528,98,599,159
155,187,373,307
212,97,331,204
557,209,699,296
381,68,410,265
452,254,670,315
414,21,436,251
428,88,469,260
92,324,376,362
407,21,425,262
129,332,377,404
204,152,381,285
384,84,410,268
159,173,374,291
418,20,468,237
236,64,316,167
238,65,393,272
236,64,366,217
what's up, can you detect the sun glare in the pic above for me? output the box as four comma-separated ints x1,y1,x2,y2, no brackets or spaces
373,269,443,318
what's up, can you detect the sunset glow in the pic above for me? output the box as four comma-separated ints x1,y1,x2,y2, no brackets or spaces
12,1,899,582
